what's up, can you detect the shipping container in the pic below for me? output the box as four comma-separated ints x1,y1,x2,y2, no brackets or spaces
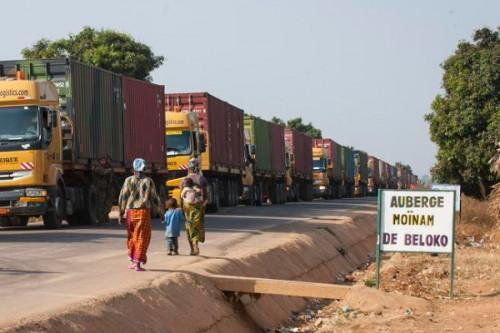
341,146,354,181
379,160,389,187
123,77,165,168
368,155,380,184
354,150,368,183
244,115,272,172
284,128,312,179
0,58,166,169
165,92,245,171
270,122,286,174
312,138,342,181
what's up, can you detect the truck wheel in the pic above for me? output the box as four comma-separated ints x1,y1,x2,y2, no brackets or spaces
0,217,10,227
43,184,65,229
67,185,97,226
255,183,263,206
206,183,220,213
10,216,29,227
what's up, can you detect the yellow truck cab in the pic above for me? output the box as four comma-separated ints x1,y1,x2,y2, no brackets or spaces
165,111,205,203
312,146,330,198
0,77,63,227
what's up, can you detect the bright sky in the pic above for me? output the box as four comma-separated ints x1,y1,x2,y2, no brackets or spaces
1,1,498,176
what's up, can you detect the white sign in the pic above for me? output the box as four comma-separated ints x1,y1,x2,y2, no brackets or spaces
431,184,461,212
379,190,455,253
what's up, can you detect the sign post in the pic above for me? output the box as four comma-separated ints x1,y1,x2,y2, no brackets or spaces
375,189,456,297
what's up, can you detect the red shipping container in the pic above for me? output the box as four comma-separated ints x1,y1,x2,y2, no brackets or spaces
313,138,342,181
368,156,380,183
270,122,286,175
123,77,165,169
285,128,312,180
165,92,244,170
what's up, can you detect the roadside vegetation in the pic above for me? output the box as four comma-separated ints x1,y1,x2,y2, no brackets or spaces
22,27,164,81
425,27,499,199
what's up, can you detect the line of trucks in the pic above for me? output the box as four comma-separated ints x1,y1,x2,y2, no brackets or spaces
0,58,417,228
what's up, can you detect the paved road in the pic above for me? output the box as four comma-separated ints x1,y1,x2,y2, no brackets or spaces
0,198,376,328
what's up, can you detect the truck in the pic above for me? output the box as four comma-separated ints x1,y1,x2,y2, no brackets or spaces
340,145,354,197
0,58,166,228
367,155,380,195
353,150,368,196
284,128,313,201
241,115,286,205
164,92,244,212
312,138,342,199
379,159,390,189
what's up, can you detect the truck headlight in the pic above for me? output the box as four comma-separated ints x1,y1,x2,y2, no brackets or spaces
319,186,327,190
25,188,47,197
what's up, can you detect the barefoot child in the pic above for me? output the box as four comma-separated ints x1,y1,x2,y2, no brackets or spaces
162,198,183,255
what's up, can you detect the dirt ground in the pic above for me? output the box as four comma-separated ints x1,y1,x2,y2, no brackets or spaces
278,196,500,333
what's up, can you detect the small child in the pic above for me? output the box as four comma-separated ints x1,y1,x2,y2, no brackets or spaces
162,198,184,255
181,178,203,206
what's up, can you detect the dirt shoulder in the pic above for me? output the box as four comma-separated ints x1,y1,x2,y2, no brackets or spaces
283,196,500,333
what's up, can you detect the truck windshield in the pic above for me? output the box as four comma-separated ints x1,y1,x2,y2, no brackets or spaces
313,158,327,171
166,131,192,156
0,106,40,142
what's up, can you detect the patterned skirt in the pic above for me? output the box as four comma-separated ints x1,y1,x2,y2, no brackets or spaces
126,208,152,264
183,203,205,243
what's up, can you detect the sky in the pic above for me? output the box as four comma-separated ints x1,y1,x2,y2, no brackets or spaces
1,1,498,176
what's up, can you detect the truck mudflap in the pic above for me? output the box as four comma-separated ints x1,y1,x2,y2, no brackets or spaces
0,189,48,217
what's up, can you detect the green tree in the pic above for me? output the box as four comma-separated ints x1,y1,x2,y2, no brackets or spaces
22,27,164,81
276,117,322,138
395,162,413,174
271,116,286,126
425,27,500,198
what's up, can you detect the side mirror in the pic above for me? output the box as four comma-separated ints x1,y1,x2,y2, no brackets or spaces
199,133,206,153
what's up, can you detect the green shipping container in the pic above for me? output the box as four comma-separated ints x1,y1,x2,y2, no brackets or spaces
0,58,124,163
354,150,368,183
341,146,355,181
244,116,272,173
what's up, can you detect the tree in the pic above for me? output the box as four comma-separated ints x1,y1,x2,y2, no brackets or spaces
271,116,286,126
425,27,500,198
272,116,322,138
22,27,164,81
395,162,413,174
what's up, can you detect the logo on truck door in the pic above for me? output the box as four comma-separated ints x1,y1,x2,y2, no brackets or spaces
0,157,18,164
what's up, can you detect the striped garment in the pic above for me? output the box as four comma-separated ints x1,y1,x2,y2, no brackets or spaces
126,208,151,264
118,175,163,218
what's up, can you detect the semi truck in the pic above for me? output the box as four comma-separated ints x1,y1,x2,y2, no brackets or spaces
242,115,286,205
284,128,313,201
312,138,342,199
0,58,166,228
353,150,368,196
164,92,244,212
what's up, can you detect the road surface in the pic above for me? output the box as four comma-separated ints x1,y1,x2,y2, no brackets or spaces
0,198,376,328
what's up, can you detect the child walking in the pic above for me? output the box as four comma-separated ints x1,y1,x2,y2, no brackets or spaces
162,198,184,255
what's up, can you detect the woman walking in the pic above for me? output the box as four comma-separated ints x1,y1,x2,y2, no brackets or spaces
180,158,208,255
118,158,163,271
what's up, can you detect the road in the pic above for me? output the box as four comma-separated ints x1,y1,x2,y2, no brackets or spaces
0,198,376,328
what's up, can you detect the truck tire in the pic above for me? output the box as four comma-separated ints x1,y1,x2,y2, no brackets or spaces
10,216,29,227
255,183,263,206
206,182,220,213
43,184,65,229
67,185,97,226
0,217,10,227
